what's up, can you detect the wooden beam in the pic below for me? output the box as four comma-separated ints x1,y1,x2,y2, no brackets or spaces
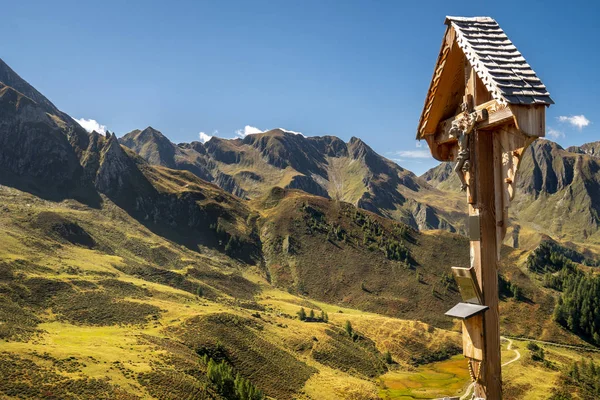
465,53,502,399
474,72,492,106
479,106,513,130
509,104,546,137
471,129,503,399
433,100,514,145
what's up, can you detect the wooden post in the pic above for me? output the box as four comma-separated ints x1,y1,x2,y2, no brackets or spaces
471,128,502,399
416,16,552,400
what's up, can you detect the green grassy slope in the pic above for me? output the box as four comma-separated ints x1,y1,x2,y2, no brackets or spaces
2,182,592,399
0,186,466,399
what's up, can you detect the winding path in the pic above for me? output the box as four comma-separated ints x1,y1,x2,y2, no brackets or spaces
459,336,520,400
501,337,521,367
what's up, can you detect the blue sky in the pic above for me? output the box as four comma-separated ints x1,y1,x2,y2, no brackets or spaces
2,0,598,174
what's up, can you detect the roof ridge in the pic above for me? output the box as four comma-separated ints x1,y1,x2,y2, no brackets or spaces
445,16,495,24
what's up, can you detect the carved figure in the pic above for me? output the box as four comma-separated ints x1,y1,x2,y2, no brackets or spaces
449,112,477,191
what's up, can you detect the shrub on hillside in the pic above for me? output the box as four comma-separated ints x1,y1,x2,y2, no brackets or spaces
206,358,264,400
297,307,306,321
527,342,545,362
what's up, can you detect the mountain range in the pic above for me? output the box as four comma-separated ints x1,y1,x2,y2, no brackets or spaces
120,122,600,248
1,55,599,399
119,127,465,233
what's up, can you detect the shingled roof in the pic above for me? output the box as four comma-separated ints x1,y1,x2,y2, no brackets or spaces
446,16,553,106
417,16,553,140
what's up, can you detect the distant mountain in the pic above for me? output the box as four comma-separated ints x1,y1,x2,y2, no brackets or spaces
121,128,467,232
514,139,600,243
0,56,478,329
567,141,600,158
422,139,600,244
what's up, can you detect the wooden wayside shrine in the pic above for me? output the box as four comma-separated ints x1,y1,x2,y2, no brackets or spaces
417,16,553,400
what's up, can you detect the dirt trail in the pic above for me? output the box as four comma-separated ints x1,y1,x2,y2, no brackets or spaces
501,337,521,367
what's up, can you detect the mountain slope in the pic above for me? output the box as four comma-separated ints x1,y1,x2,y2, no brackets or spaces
422,139,600,245
0,71,97,204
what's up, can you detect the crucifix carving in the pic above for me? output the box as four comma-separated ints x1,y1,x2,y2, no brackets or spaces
416,16,553,400
449,106,477,191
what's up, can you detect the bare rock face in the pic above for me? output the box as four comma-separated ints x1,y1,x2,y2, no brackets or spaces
421,163,455,188
518,140,575,195
203,137,243,164
0,58,63,117
240,129,328,180
285,175,330,198
96,133,137,195
119,127,177,168
0,58,101,204
412,202,456,232
0,82,94,203
213,171,246,199
567,141,600,159
308,135,348,157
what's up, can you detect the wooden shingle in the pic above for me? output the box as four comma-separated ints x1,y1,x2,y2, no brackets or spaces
446,16,554,107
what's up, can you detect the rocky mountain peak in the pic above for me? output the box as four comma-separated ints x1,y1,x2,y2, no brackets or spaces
119,127,179,168
95,131,133,194
518,139,575,195
307,135,348,158
0,57,63,117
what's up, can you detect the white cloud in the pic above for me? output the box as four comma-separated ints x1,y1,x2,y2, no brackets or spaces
547,128,564,139
198,131,213,143
558,115,590,130
74,118,107,134
392,150,432,159
277,127,305,137
235,125,263,138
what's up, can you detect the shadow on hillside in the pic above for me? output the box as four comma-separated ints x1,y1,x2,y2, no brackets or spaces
103,186,262,265
0,175,102,209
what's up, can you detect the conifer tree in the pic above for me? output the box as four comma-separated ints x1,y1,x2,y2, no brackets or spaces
384,350,393,364
297,307,306,321
345,320,353,337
